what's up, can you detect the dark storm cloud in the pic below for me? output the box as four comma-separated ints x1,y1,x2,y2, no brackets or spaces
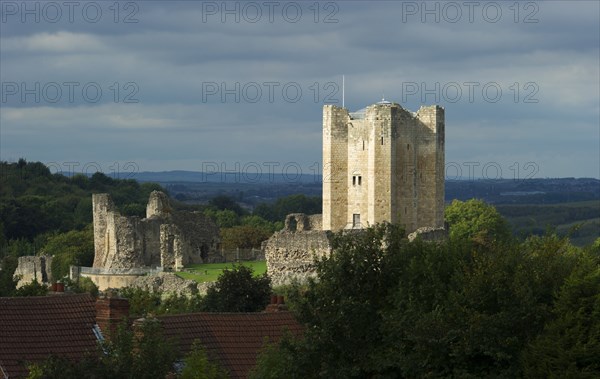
1,0,598,178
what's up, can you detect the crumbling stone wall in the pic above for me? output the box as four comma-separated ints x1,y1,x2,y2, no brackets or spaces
92,191,220,272
264,214,332,287
407,226,448,242
14,256,53,288
265,213,448,286
129,272,213,297
284,213,323,232
146,190,172,219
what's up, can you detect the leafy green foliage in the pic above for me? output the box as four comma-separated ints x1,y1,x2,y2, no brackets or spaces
119,286,205,317
158,293,204,315
496,201,600,246
43,227,94,279
203,207,282,249
119,287,163,317
27,319,178,379
26,354,90,379
254,194,321,222
250,334,302,379
220,225,272,249
0,255,19,296
0,160,164,245
241,214,283,233
202,265,271,312
445,198,511,243
15,279,48,297
131,319,179,379
61,277,99,297
204,209,239,228
523,249,600,378
208,195,246,216
202,194,316,249
180,341,228,379
255,222,597,378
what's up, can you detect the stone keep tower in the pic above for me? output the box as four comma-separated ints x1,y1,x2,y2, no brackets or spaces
322,100,445,232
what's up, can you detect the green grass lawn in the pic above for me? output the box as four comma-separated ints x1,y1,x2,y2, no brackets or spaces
176,261,267,283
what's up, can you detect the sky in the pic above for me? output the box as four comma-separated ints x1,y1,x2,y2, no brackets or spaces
1,0,599,180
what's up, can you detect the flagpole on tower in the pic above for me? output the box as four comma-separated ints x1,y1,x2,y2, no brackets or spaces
342,75,345,109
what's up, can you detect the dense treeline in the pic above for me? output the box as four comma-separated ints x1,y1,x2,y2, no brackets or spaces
253,194,321,222
204,193,321,249
0,159,163,243
0,160,163,296
251,202,600,378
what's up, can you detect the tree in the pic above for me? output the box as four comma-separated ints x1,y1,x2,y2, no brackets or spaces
180,341,228,379
282,224,405,378
250,334,303,379
27,319,178,379
131,319,179,379
15,279,48,296
119,286,163,317
0,221,6,248
445,199,511,243
253,225,584,378
119,287,204,317
27,354,88,379
122,203,146,217
208,195,245,216
241,215,279,233
523,249,600,378
220,225,272,249
254,194,321,222
42,227,94,280
204,209,239,228
0,255,19,296
202,265,271,312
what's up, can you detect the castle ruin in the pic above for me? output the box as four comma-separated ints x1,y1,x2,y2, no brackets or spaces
323,101,445,231
265,101,446,286
92,191,221,272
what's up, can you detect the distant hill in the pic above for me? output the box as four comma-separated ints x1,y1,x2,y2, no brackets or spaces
5,162,598,246
126,171,599,205
141,173,598,246
132,170,321,184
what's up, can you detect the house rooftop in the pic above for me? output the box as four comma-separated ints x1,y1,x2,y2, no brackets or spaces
159,311,303,379
0,294,98,379
0,294,303,379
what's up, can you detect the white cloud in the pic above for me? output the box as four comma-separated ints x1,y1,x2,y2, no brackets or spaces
2,31,107,53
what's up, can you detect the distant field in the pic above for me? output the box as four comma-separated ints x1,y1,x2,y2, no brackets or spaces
176,261,267,283
497,200,600,246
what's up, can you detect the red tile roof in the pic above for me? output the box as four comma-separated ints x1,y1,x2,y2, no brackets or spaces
0,294,98,379
159,311,303,379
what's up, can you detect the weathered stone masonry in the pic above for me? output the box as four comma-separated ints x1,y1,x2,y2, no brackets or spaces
323,101,445,232
13,255,53,288
263,214,332,287
92,191,220,271
265,101,446,285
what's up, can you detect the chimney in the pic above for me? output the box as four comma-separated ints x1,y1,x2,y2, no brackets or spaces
265,294,288,313
55,282,64,293
96,291,130,340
